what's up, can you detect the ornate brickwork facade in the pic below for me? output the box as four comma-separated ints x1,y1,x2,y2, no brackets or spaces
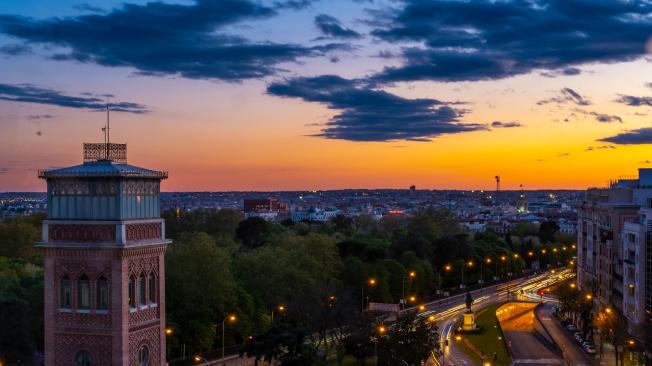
49,224,116,243
129,326,161,366
126,223,162,243
54,334,112,366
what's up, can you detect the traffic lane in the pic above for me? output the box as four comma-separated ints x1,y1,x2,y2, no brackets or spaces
536,303,596,366
499,306,561,362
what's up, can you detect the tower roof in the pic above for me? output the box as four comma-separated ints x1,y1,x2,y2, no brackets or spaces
38,142,167,179
39,160,167,179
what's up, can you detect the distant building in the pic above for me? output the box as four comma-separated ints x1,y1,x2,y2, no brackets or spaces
243,198,288,221
292,206,339,222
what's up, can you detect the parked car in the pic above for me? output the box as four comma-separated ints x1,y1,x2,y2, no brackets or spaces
566,324,578,332
584,345,597,354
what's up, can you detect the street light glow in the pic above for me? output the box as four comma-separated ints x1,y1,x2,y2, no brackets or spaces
165,328,173,336
378,326,386,334
228,314,237,322
418,304,426,311
409,271,416,278
368,278,376,286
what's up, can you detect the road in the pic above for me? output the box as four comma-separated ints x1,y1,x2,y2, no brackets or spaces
411,268,574,366
497,302,563,365
536,302,597,366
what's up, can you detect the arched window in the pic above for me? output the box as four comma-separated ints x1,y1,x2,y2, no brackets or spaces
138,274,147,306
138,345,149,366
78,275,90,310
60,275,72,309
96,276,108,310
128,276,136,308
148,274,156,304
74,350,91,366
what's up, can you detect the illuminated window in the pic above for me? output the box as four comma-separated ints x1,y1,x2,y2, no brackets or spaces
78,275,91,310
148,274,156,304
96,277,108,310
60,275,72,309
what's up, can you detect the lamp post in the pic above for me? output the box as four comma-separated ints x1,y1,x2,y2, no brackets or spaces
271,304,285,323
374,325,386,366
362,278,376,312
500,255,507,278
222,314,237,365
402,270,416,304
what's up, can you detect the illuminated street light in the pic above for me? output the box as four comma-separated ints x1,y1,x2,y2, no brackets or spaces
569,283,576,289
409,271,416,278
572,244,577,249
378,326,386,334
222,314,237,362
628,339,636,346
467,260,474,267
445,264,452,271
513,253,519,259
409,295,417,303
455,335,462,341
165,328,173,336
586,294,593,300
501,255,507,261
606,307,612,314
486,258,492,263
369,278,377,286
541,249,547,254
428,315,436,322
528,251,534,257
418,304,426,311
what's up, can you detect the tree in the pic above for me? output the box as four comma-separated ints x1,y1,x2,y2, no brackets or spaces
165,232,240,354
236,217,272,249
0,217,42,262
240,322,326,366
0,298,36,364
377,312,439,366
538,221,560,244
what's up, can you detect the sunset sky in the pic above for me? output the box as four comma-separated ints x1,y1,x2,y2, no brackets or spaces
1,0,652,191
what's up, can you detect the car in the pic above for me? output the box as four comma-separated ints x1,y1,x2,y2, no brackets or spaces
584,345,597,354
566,324,578,332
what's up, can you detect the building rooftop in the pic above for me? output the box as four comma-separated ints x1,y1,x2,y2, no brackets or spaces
38,159,167,179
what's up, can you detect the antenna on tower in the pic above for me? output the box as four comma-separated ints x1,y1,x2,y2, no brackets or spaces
495,175,500,193
105,97,110,160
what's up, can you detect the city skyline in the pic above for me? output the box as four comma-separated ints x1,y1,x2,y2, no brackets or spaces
2,0,652,192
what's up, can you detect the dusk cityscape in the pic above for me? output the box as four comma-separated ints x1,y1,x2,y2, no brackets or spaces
1,1,652,365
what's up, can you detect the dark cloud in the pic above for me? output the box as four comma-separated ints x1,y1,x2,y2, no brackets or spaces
0,43,31,55
73,3,105,13
26,114,55,120
540,67,582,78
585,145,615,151
369,0,652,83
599,128,652,144
267,75,485,142
538,88,591,106
274,0,319,10
646,82,652,90
0,83,149,113
0,0,347,82
314,14,362,39
558,152,570,158
616,95,652,107
573,108,623,123
491,121,522,128
0,168,8,174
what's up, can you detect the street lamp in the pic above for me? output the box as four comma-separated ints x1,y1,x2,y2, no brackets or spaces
402,270,417,304
418,304,426,311
222,314,237,365
374,326,386,366
194,355,208,364
165,328,173,336
362,278,377,312
271,304,285,323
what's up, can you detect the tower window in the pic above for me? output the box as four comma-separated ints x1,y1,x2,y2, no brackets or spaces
75,350,91,366
60,275,72,309
129,276,136,308
138,345,149,366
148,274,156,304
138,274,147,305
78,275,90,310
96,276,108,310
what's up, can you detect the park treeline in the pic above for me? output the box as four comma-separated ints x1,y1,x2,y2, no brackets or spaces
0,208,575,364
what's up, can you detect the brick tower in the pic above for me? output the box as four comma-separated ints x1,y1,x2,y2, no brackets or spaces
37,142,170,366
